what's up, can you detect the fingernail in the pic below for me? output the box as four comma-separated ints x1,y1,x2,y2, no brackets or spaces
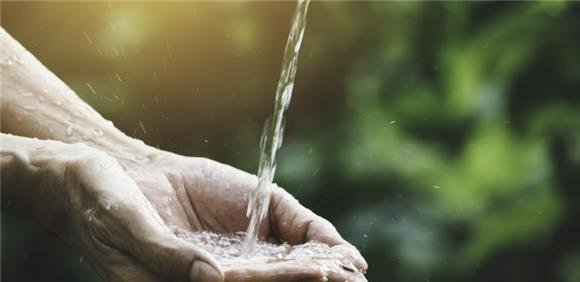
190,260,223,282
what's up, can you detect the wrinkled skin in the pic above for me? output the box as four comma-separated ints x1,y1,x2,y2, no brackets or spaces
13,139,367,282
0,26,367,282
116,148,368,281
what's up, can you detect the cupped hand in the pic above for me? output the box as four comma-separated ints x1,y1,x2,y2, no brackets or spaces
120,148,368,282
21,140,367,282
20,142,223,282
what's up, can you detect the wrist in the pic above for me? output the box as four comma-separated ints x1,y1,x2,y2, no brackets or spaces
69,125,158,168
107,135,160,168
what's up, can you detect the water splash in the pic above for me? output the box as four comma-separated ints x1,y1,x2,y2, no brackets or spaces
177,230,356,273
243,0,311,255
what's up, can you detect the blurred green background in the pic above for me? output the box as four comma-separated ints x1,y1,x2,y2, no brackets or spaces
2,1,580,281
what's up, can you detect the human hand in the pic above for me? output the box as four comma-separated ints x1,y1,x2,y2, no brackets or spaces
1,135,367,282
1,27,367,281
1,135,224,282
117,147,368,281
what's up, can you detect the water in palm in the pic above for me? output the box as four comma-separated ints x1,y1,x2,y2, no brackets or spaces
243,0,311,255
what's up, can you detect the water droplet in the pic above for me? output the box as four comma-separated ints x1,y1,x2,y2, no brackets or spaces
93,128,104,137
433,185,440,189
85,82,96,95
79,256,84,263
134,154,149,163
2,59,13,67
83,31,93,45
390,120,396,125
363,234,368,238
138,121,146,133
152,72,160,86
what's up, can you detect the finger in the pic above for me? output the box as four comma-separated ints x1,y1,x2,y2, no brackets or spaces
330,245,368,274
86,248,160,282
76,156,224,282
114,196,224,282
269,188,368,273
269,188,342,245
317,258,368,282
222,260,326,282
325,266,368,282
223,258,367,282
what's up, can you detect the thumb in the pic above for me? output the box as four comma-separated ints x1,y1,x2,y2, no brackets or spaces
191,259,224,282
132,234,224,282
84,171,224,281
117,208,225,282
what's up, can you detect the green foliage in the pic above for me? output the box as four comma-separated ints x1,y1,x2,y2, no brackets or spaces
2,1,579,282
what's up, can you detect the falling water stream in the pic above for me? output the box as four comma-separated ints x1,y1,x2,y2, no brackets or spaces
176,1,362,275
243,0,311,255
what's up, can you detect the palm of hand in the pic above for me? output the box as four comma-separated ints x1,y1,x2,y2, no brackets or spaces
94,150,367,281
128,155,260,236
